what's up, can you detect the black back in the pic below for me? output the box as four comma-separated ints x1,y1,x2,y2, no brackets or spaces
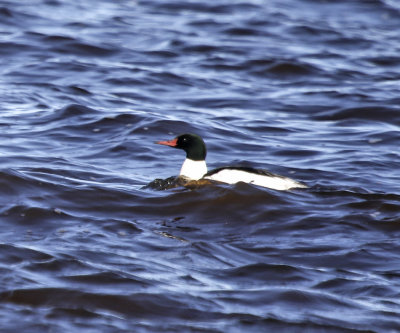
205,166,285,179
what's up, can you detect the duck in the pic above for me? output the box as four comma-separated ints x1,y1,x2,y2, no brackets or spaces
156,133,307,191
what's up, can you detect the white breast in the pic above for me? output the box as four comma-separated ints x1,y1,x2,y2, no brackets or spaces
180,159,208,180
204,168,307,190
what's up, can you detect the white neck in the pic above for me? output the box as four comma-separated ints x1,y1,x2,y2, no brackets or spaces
180,158,207,180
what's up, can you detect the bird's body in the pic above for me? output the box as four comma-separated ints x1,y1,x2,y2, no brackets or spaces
156,133,306,191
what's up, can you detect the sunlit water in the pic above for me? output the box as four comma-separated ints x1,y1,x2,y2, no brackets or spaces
1,0,400,332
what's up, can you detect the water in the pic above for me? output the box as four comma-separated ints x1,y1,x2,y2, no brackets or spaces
1,0,400,331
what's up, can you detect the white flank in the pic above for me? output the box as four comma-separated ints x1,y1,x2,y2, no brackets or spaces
180,158,208,180
204,169,307,191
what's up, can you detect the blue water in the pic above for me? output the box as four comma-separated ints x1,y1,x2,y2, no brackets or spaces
1,0,400,332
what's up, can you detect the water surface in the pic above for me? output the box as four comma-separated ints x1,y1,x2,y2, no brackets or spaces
1,0,400,332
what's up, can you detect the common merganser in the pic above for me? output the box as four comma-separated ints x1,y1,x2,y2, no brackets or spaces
156,133,307,191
